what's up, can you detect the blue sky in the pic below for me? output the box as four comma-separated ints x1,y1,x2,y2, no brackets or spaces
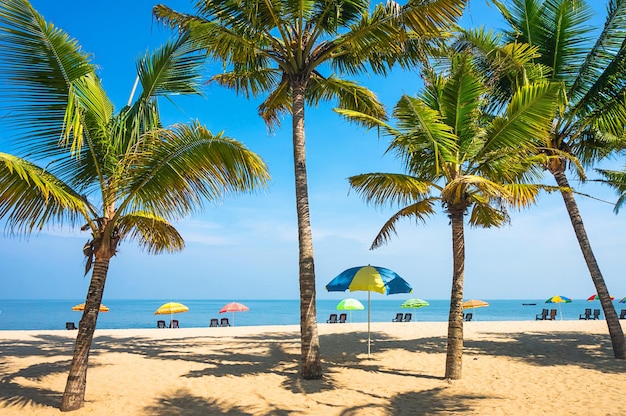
1,0,625,302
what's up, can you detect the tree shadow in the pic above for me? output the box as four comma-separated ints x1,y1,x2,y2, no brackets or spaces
143,389,254,416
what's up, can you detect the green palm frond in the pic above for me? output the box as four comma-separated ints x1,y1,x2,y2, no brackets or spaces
136,34,205,99
307,75,386,119
116,212,185,254
0,153,90,234
119,121,270,220
596,168,626,213
212,67,283,99
334,108,394,132
258,77,291,128
440,55,485,148
568,0,626,102
0,0,97,159
481,81,560,156
389,94,458,175
348,173,434,208
468,203,507,227
370,198,438,249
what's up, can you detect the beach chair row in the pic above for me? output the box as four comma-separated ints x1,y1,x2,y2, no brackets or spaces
209,318,231,327
392,313,412,322
535,309,558,320
326,313,347,323
578,308,601,320
157,319,180,328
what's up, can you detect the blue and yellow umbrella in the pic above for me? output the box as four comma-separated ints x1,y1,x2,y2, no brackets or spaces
326,265,412,356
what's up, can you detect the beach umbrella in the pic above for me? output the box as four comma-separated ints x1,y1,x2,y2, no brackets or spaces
462,299,489,320
219,301,249,326
587,294,614,301
326,265,413,357
400,298,429,320
620,297,626,304
336,298,364,323
154,302,189,327
545,295,571,320
72,303,109,312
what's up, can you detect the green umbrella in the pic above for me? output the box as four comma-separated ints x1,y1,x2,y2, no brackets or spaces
400,298,429,321
336,298,364,323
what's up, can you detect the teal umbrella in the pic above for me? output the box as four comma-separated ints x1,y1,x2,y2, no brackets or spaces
400,298,429,320
336,298,364,323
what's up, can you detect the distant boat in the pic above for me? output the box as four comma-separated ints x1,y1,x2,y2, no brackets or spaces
522,303,537,306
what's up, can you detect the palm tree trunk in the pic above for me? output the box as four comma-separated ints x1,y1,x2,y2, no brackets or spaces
291,80,322,379
552,170,625,359
60,255,111,411
445,207,465,379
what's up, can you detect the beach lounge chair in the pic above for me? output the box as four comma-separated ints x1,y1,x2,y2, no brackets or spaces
220,317,230,327
579,308,592,320
536,309,549,320
157,320,166,328
403,313,412,322
209,318,219,327
66,322,77,330
392,313,404,322
591,309,600,320
620,310,626,319
338,313,347,323
464,313,473,322
170,319,179,328
548,309,557,320
326,313,338,323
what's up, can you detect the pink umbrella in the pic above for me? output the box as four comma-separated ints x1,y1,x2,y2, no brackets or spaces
219,302,249,326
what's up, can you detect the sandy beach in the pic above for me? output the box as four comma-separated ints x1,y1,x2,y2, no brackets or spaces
0,320,624,415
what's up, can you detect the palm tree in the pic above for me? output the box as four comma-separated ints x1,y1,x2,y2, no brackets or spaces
490,0,626,359
153,0,467,378
337,51,560,379
0,1,270,411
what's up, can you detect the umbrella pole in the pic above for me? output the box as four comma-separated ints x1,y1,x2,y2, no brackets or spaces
367,291,371,358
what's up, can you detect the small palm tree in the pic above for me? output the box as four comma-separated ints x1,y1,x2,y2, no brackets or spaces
153,0,468,379
338,51,560,379
490,0,626,359
0,1,270,411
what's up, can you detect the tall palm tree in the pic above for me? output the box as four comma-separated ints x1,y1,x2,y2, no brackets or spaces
153,0,467,379
337,51,560,379
0,1,270,411
490,0,626,359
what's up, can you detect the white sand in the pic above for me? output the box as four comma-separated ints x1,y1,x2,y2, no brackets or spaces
0,320,624,415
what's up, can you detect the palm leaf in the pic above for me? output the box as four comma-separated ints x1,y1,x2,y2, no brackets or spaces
480,81,560,156
348,173,434,208
0,152,89,234
116,212,185,254
117,121,270,220
307,75,386,119
0,0,97,159
370,199,438,249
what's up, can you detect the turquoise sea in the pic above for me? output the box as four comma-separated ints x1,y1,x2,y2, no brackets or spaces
0,298,615,330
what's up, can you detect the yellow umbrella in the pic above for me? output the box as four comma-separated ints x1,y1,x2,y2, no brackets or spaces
72,303,109,312
154,302,189,327
462,299,489,321
462,299,489,309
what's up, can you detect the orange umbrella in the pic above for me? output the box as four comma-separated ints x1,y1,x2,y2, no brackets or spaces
219,302,249,326
72,303,109,312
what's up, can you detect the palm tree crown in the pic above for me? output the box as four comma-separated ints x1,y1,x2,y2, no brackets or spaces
0,0,270,411
339,50,560,379
153,0,468,379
